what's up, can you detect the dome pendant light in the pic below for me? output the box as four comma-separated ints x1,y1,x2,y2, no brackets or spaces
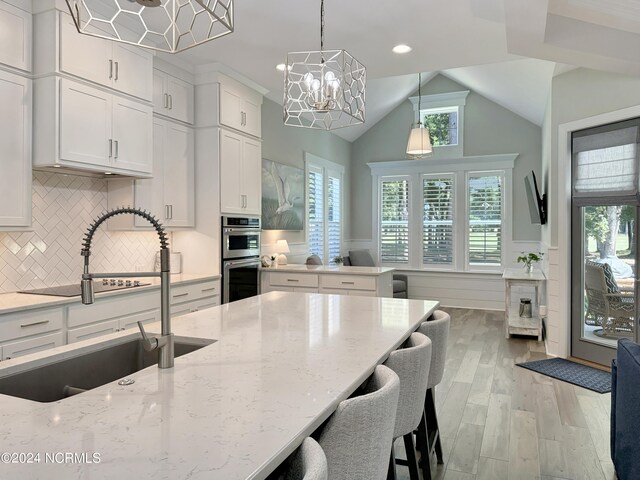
406,73,433,158
283,0,366,130
65,0,233,54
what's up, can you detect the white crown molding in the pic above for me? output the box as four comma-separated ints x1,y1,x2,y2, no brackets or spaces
368,153,518,175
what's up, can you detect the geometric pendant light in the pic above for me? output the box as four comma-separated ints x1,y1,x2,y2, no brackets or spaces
65,0,233,54
406,73,433,158
283,0,366,130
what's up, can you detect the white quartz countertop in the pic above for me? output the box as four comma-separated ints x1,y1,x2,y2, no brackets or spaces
262,264,395,275
0,292,439,480
0,273,220,315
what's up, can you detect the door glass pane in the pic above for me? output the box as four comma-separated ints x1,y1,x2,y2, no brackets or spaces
582,205,635,347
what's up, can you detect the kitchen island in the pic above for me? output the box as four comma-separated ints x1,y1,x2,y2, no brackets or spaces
0,292,438,479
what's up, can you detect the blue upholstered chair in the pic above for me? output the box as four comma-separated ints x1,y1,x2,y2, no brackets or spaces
344,250,408,299
611,338,640,480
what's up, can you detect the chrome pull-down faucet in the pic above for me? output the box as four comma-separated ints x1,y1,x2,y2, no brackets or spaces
80,207,174,369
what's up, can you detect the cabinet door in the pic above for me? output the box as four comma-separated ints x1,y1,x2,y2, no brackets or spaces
219,80,243,131
59,79,112,168
242,137,262,215
166,75,194,124
59,12,111,88
219,129,244,214
0,1,31,71
67,320,120,344
164,122,194,227
112,96,153,174
119,309,160,331
2,332,64,361
0,70,31,227
152,70,167,114
112,43,153,101
243,94,261,138
132,119,166,228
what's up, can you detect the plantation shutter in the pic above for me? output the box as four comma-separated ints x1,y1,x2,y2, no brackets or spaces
468,173,503,266
423,175,454,265
572,121,640,198
308,165,324,261
327,173,341,263
380,178,410,263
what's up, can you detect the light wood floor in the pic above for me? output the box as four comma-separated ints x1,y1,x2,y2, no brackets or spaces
394,307,616,480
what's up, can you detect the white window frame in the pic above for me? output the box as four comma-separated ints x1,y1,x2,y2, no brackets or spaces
305,152,344,264
409,90,469,159
370,154,515,273
421,173,456,271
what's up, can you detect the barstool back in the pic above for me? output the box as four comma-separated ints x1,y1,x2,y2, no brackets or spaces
418,310,450,389
284,437,328,480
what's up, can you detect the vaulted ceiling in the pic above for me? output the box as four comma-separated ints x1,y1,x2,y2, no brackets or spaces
165,0,640,141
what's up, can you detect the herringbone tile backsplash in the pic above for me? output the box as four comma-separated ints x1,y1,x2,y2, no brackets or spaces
0,172,160,293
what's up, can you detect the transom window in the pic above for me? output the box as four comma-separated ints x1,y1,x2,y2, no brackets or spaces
422,107,459,147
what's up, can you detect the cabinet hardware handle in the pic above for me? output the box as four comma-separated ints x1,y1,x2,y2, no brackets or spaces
173,292,189,298
114,61,119,81
109,59,113,79
164,93,168,109
168,94,173,110
20,320,49,328
114,140,119,159
287,279,300,282
201,287,216,292
108,138,113,158
341,281,355,285
169,205,173,219
165,205,170,219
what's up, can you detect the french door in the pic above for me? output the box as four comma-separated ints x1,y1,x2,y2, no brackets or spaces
571,119,640,365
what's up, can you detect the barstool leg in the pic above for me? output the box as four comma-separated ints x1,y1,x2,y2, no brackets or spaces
425,388,444,464
403,433,421,480
416,412,432,480
387,449,397,480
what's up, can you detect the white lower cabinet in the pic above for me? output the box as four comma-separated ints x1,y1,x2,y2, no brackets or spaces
67,310,159,344
171,279,221,317
3,332,65,361
261,270,393,297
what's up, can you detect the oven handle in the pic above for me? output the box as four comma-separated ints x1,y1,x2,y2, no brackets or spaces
223,228,261,234
224,258,261,269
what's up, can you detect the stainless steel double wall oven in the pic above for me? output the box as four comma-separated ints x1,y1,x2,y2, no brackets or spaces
221,216,261,303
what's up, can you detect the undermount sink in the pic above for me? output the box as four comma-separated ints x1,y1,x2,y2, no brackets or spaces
0,335,216,403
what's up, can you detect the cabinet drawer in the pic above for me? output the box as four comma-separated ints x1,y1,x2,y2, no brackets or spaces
320,275,376,291
171,280,219,304
68,290,158,328
120,309,161,331
2,332,65,361
0,308,63,342
268,272,319,288
171,296,220,318
68,319,119,344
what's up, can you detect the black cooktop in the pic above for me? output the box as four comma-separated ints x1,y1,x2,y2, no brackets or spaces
19,280,151,298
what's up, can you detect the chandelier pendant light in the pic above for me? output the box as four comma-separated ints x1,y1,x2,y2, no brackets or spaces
65,0,234,54
283,0,366,130
406,73,433,159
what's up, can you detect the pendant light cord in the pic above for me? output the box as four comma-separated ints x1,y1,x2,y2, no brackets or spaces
417,73,422,126
320,0,325,53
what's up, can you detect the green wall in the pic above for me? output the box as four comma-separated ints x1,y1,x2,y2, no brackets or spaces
350,74,543,242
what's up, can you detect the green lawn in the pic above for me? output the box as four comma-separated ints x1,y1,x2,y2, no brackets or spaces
586,233,631,257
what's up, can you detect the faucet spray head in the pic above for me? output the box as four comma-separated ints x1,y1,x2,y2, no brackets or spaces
81,278,95,305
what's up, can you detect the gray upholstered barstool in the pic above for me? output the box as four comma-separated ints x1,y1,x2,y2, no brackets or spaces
384,332,432,480
416,310,450,478
284,437,328,480
317,364,400,480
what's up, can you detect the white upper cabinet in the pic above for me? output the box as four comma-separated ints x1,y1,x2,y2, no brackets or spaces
0,1,31,72
220,128,261,216
35,77,152,176
40,11,152,102
219,74,262,138
153,69,194,124
107,118,194,230
0,69,31,229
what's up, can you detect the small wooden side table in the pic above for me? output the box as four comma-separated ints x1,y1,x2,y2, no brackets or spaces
503,268,545,341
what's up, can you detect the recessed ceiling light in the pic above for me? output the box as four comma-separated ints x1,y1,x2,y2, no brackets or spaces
276,63,290,72
104,172,112,175
53,165,61,168
392,44,412,54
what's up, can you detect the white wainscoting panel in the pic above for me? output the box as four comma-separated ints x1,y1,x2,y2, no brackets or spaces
0,172,159,293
